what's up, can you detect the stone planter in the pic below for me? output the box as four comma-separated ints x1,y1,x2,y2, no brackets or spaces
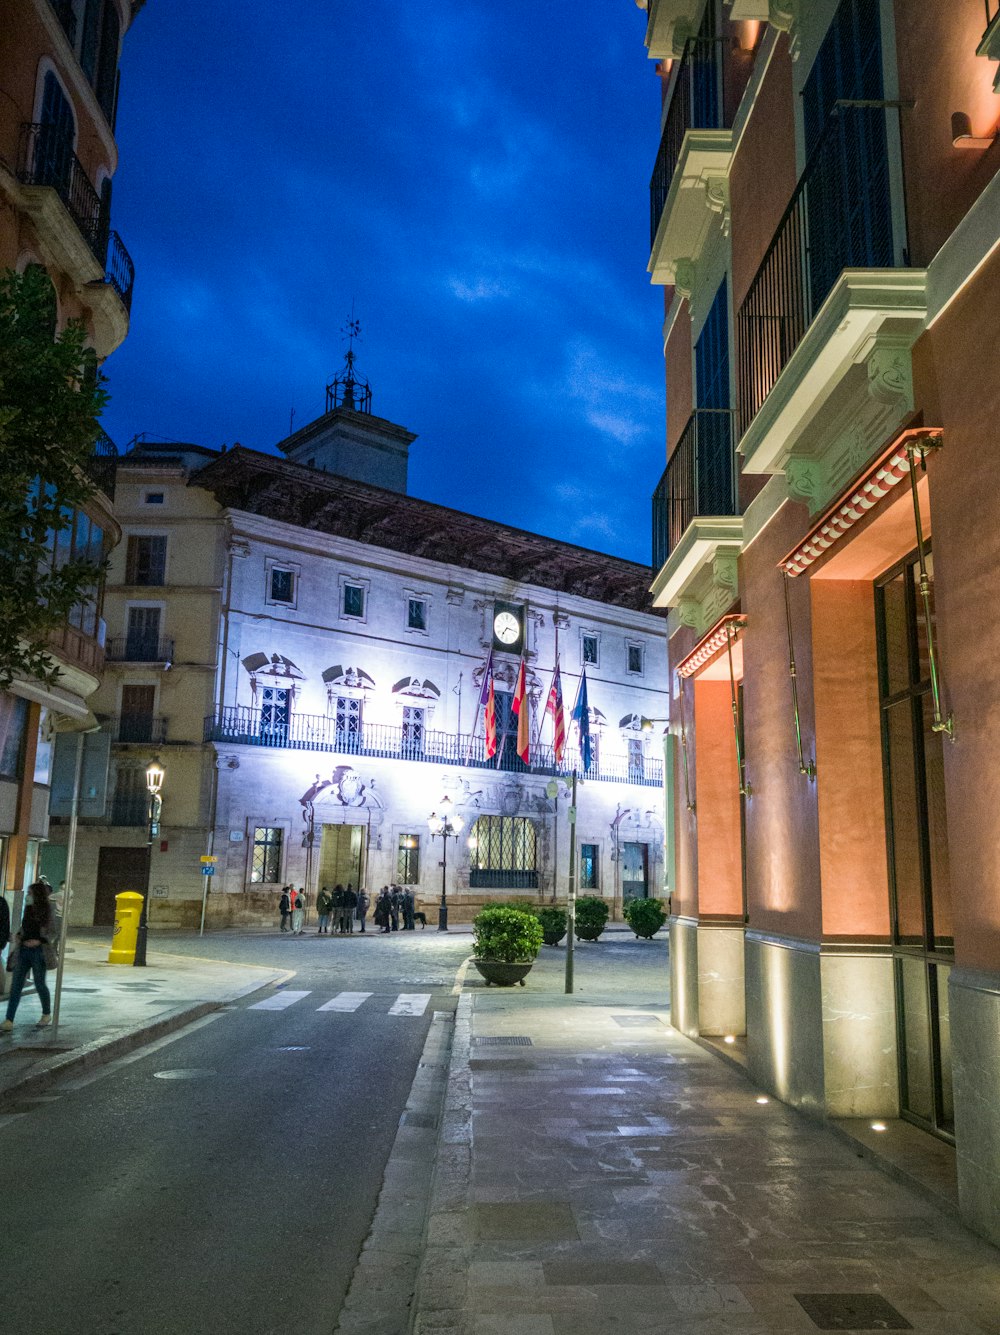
472,958,535,987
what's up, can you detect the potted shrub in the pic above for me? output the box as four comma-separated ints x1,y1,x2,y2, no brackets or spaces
623,896,666,939
574,896,609,942
537,905,567,946
472,906,544,986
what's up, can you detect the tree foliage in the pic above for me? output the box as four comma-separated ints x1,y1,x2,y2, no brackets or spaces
0,266,109,688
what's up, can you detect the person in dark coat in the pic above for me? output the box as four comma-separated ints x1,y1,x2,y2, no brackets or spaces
389,885,402,932
278,886,292,932
401,888,416,931
2,881,54,1031
356,888,370,933
375,887,391,933
343,884,357,934
331,885,345,934
316,886,332,934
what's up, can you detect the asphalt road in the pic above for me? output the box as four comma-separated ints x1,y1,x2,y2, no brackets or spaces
1,931,472,1335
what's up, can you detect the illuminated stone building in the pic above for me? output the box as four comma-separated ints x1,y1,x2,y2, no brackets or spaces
49,370,668,928
638,0,1000,1242
0,0,140,906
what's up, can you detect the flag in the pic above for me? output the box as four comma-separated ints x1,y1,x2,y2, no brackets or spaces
465,652,494,763
571,670,592,773
512,658,530,764
484,671,497,758
545,657,566,764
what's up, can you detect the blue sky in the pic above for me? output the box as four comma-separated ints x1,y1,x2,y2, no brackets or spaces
103,2,665,564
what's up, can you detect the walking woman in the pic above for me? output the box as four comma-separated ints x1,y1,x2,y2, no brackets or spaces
2,880,55,1032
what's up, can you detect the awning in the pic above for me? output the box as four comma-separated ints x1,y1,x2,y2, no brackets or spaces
780,428,943,577
676,614,746,679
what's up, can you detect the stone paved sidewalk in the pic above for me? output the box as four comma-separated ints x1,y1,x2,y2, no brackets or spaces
0,935,287,1102
413,975,1000,1335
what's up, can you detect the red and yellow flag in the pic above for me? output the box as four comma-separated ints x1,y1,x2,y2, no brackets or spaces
545,657,566,764
484,672,497,758
512,658,530,764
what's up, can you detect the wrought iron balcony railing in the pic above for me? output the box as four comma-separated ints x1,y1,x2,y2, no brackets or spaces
110,715,167,744
204,708,664,787
85,427,118,497
105,635,174,665
649,35,727,248
17,123,135,309
652,409,736,569
736,103,906,438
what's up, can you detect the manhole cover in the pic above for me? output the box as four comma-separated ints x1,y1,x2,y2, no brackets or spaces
472,1036,533,1046
794,1294,912,1330
612,1016,664,1028
153,1068,215,1081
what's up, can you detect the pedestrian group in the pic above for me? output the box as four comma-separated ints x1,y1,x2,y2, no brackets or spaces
277,883,425,934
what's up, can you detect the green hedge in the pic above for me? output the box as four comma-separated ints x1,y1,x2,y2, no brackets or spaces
623,897,666,939
574,896,609,941
472,906,544,963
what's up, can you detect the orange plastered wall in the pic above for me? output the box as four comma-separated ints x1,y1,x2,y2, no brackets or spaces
694,678,743,917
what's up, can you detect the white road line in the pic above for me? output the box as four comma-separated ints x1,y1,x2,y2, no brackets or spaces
389,993,431,1017
317,992,373,1012
249,990,311,1011
0,1113,27,1133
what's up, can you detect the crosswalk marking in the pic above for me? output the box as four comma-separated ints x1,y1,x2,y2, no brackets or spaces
389,993,431,1017
249,990,312,1011
317,992,373,1012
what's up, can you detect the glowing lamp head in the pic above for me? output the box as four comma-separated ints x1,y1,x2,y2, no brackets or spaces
145,760,165,795
428,812,443,835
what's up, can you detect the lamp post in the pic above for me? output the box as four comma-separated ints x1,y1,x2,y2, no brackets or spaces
134,759,164,968
427,795,462,932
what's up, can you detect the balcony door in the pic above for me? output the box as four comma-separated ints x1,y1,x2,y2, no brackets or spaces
803,0,895,312
401,705,425,757
38,72,75,189
694,279,734,517
126,606,161,660
334,695,362,751
259,686,290,745
120,684,155,743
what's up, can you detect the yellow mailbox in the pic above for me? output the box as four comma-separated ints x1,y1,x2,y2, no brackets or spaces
108,891,145,964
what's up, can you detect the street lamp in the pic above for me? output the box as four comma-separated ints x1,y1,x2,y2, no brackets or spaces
134,759,165,967
427,795,462,933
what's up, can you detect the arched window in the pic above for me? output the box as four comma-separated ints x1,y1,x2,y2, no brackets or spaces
468,816,537,890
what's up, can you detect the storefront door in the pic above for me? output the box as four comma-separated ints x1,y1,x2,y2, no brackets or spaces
318,824,365,890
621,842,649,901
875,550,954,1139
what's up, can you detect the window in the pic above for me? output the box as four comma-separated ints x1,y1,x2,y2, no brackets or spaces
627,644,644,675
468,816,538,889
144,492,164,505
36,73,75,194
580,843,599,891
125,606,162,660
259,686,290,744
343,583,365,618
582,634,599,666
270,568,295,604
125,535,166,586
110,765,149,826
119,684,156,743
407,598,427,631
0,695,29,780
397,834,420,884
401,705,424,756
334,696,363,749
250,826,283,883
628,737,645,782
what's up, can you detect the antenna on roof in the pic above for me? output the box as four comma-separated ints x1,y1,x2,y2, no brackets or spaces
326,301,372,415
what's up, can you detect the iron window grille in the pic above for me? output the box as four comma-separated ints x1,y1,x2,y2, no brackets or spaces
397,835,420,884
469,816,538,889
250,826,283,883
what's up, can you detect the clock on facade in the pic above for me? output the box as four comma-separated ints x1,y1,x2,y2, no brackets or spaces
492,603,524,650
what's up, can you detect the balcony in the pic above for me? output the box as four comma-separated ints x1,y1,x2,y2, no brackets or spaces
110,715,167,745
105,635,175,666
16,123,135,312
203,708,664,788
644,0,701,60
648,39,734,287
652,410,736,570
736,104,927,495
49,0,77,44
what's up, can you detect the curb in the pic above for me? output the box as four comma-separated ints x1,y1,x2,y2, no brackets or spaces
0,966,292,1110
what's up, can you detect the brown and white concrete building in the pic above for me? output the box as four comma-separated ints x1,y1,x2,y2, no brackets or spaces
639,0,1000,1244
0,1,140,910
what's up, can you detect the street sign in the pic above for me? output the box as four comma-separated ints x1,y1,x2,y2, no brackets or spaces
201,865,215,876
567,806,577,824
200,855,218,864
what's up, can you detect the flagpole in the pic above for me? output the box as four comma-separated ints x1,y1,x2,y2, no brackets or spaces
565,769,577,995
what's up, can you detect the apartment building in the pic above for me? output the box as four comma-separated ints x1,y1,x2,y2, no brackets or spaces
0,0,141,904
640,0,1000,1243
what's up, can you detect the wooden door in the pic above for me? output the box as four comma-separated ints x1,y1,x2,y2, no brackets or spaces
94,845,149,926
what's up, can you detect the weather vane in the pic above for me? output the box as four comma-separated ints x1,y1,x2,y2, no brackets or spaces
326,303,373,415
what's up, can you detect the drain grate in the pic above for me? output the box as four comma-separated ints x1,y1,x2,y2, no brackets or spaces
794,1294,912,1330
612,1015,664,1028
472,1035,533,1046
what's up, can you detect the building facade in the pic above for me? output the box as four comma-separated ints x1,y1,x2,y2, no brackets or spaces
49,395,669,927
0,0,140,911
640,0,1000,1244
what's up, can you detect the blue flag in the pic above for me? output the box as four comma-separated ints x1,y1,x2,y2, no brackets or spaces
571,670,592,773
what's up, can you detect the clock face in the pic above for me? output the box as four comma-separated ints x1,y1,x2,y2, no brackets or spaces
493,611,521,645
